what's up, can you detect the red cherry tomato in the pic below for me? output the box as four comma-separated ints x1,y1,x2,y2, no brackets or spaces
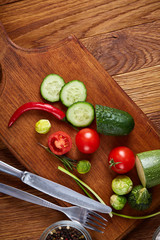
75,128,100,154
48,131,72,155
108,146,135,174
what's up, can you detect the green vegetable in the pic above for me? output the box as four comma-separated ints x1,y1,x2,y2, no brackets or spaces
40,74,65,102
110,194,127,210
136,150,160,188
128,185,152,211
60,80,87,107
58,166,106,205
35,119,51,134
95,104,134,135
66,102,95,127
58,166,160,219
38,143,77,171
112,175,133,195
77,160,91,174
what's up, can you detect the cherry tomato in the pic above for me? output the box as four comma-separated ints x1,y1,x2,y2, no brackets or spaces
108,146,135,174
48,131,72,155
75,128,100,154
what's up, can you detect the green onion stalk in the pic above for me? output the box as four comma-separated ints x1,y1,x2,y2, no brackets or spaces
58,166,160,220
38,143,77,171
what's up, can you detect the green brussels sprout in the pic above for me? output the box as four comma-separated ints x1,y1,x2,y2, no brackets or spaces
112,175,133,195
128,185,152,211
110,194,127,210
77,160,91,174
35,119,51,134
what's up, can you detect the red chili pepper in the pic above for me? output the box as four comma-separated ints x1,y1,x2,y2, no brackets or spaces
8,102,65,127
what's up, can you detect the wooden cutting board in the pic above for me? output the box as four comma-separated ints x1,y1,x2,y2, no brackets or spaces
0,21,160,240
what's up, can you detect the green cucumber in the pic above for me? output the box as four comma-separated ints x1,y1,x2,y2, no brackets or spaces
136,150,160,188
40,74,65,102
66,102,94,127
95,104,134,135
60,80,87,107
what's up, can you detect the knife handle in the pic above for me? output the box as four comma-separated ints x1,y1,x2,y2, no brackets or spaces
0,161,22,178
0,183,63,211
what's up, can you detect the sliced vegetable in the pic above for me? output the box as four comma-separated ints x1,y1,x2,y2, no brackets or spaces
136,150,160,188
60,80,87,107
112,175,133,195
128,185,152,211
108,146,135,174
75,128,100,154
48,131,72,155
40,74,65,102
77,160,91,174
8,102,65,127
35,119,51,134
110,194,127,210
95,104,135,135
66,102,94,127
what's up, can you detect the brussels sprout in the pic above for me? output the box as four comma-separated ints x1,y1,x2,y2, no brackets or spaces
110,194,127,210
128,185,152,211
35,119,51,134
77,160,91,174
112,175,133,195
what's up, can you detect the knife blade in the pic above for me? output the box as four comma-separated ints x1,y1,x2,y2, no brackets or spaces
0,161,112,213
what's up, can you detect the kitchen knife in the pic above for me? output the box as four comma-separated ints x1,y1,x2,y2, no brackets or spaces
0,161,112,213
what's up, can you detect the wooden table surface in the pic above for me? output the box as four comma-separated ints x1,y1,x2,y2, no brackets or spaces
0,0,160,239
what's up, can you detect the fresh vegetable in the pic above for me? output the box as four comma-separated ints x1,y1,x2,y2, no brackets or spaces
108,146,135,174
40,74,65,102
48,131,72,155
75,128,100,154
110,194,127,210
128,185,152,211
112,175,133,195
60,80,87,107
95,104,135,135
8,102,65,127
76,160,91,174
136,150,160,188
58,166,106,205
38,143,77,170
66,102,94,127
35,119,51,134
58,166,160,219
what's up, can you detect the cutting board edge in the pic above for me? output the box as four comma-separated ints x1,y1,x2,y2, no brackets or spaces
0,21,77,55
73,36,160,139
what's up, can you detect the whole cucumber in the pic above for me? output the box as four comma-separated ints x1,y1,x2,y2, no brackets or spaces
95,105,135,136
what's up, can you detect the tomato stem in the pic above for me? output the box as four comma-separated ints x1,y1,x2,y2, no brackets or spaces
109,158,121,168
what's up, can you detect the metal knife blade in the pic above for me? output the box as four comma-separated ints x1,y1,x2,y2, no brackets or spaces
0,161,112,213
21,171,112,213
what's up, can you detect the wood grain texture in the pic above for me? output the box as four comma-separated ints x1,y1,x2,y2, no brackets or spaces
0,22,160,240
82,21,160,76
0,0,160,239
0,0,160,48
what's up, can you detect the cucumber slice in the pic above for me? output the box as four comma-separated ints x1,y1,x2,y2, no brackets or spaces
136,150,160,188
66,102,94,127
40,74,65,102
60,80,87,107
